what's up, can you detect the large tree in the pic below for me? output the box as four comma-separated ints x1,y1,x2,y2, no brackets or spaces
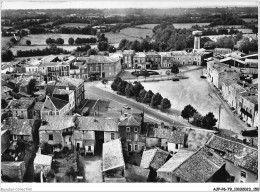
143,90,154,105
181,104,197,122
202,112,217,130
150,92,163,107
26,40,31,46
68,37,74,45
98,41,109,51
161,98,171,110
125,83,134,97
133,82,144,99
111,77,122,91
87,48,98,56
139,89,147,102
1,50,14,62
171,65,179,74
117,80,128,95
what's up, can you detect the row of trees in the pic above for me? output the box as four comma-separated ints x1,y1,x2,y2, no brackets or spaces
111,77,171,110
181,104,217,130
2,50,14,62
46,37,65,45
16,46,70,57
59,26,97,35
68,37,97,45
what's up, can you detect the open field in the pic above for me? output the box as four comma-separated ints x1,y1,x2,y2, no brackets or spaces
106,27,153,44
1,36,11,49
172,23,210,29
141,69,245,133
58,23,91,28
19,34,96,45
135,24,159,29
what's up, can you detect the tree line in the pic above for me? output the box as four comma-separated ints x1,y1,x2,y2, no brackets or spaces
16,46,70,57
111,77,171,111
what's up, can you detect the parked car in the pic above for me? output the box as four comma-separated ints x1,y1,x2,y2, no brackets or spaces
123,105,131,110
172,78,180,81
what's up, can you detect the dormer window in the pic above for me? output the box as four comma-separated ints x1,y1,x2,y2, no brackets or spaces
126,127,130,132
134,127,138,132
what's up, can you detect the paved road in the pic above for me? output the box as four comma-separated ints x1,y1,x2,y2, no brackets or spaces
88,85,187,126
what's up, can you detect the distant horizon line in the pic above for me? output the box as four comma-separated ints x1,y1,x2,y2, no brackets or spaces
2,6,258,10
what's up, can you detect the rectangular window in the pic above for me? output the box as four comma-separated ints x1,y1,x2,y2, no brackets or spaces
134,134,138,141
127,132,131,140
111,133,115,140
241,171,246,178
49,134,53,141
134,144,138,151
88,146,91,151
134,127,138,132
126,127,130,132
13,135,17,140
177,177,180,182
21,135,24,140
175,144,178,149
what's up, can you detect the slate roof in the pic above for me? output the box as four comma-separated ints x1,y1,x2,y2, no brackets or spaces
147,126,172,139
55,77,83,88
47,96,68,110
140,148,170,170
8,99,34,110
102,139,125,172
119,114,142,126
3,117,34,135
53,88,73,95
77,117,118,132
157,149,195,173
125,164,150,182
206,134,258,174
172,146,226,182
34,154,52,166
39,115,75,131
78,55,120,64
168,130,186,144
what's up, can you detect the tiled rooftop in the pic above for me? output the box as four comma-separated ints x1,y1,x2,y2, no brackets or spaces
77,117,118,132
39,115,76,131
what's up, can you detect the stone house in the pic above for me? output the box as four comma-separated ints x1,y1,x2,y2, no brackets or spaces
122,50,135,69
41,95,71,119
2,117,35,142
51,77,84,108
167,130,186,153
157,149,195,182
39,115,77,152
145,52,161,69
32,102,44,119
227,83,246,109
6,99,35,119
133,52,146,69
52,88,75,112
73,117,119,155
206,134,258,183
118,113,144,153
237,95,258,127
170,146,227,182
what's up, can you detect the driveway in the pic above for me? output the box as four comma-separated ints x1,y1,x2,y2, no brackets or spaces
79,155,103,183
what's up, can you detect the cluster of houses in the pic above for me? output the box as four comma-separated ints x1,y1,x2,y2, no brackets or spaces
1,54,122,82
204,50,258,128
121,49,212,69
1,102,258,183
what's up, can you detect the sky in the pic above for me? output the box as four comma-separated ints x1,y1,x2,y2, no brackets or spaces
1,0,258,10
